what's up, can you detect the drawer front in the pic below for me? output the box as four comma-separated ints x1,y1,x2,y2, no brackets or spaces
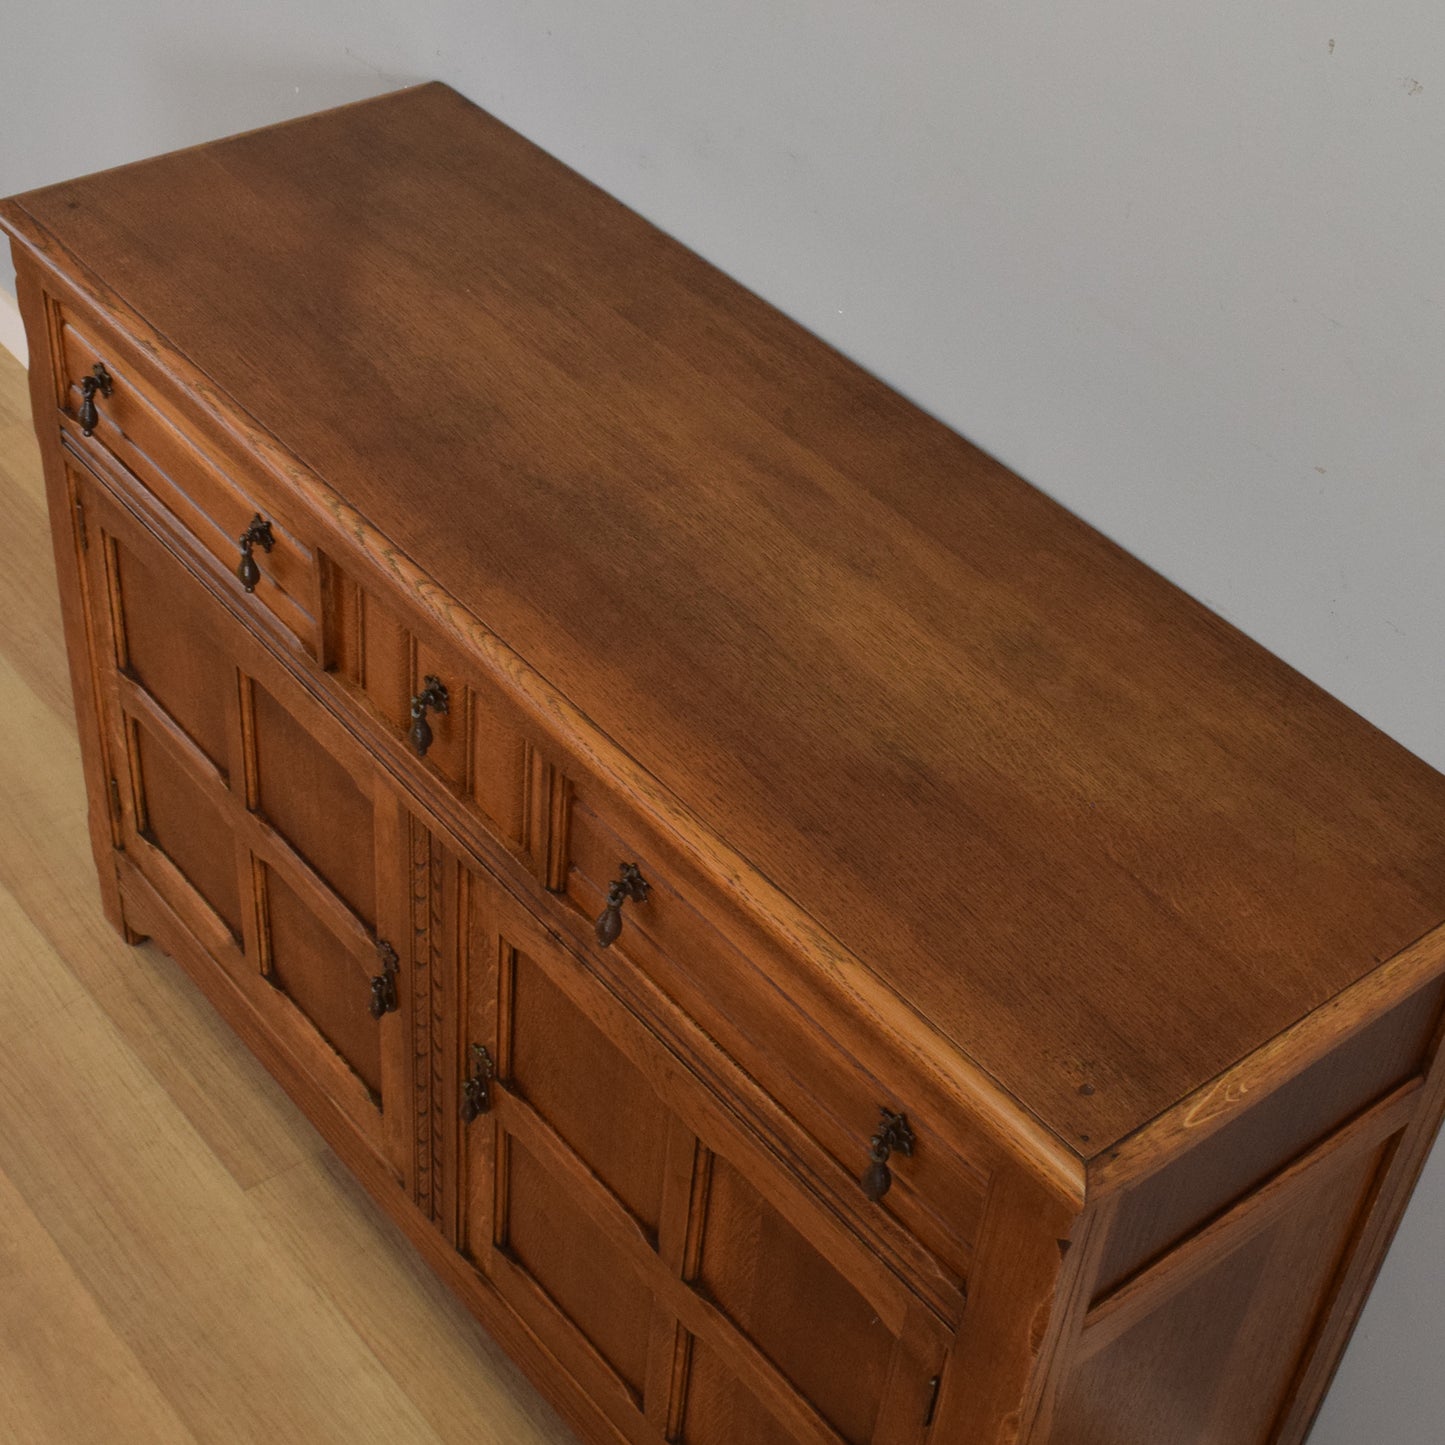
49,293,322,657
323,557,548,879
558,771,988,1302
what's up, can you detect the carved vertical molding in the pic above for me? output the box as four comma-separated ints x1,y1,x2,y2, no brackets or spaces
405,820,454,1226
427,829,447,1225
409,812,436,1219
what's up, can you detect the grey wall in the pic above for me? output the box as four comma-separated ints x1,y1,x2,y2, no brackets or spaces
3,5,1442,1438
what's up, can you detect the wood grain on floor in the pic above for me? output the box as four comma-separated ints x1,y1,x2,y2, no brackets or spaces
0,347,576,1444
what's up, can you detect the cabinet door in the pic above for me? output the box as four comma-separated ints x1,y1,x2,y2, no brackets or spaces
71,457,413,1178
448,860,953,1445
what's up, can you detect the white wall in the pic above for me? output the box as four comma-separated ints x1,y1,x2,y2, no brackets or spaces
2,4,1442,1438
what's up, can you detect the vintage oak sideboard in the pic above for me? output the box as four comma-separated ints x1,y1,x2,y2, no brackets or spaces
5,83,1444,1445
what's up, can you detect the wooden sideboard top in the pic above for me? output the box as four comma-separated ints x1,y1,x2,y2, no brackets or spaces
7,82,1445,1159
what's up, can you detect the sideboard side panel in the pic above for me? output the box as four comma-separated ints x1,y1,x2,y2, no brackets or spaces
1045,980,1445,1444
1053,1136,1396,1445
1271,997,1445,1444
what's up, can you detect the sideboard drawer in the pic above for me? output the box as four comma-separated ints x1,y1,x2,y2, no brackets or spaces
323,557,546,880
559,775,987,1300
50,295,322,658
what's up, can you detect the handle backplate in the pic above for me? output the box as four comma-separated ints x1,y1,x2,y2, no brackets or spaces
860,1107,914,1203
369,938,401,1019
461,1044,496,1122
78,363,114,437
595,862,649,947
236,514,275,593
409,675,450,757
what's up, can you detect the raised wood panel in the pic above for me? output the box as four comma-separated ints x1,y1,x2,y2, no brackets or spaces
698,1152,897,1445
250,677,378,928
505,1132,657,1404
84,485,247,952
71,457,410,1178
457,872,684,1440
471,684,534,858
262,862,384,1102
130,720,243,944
509,943,672,1239
681,1338,804,1445
110,527,233,774
342,563,412,726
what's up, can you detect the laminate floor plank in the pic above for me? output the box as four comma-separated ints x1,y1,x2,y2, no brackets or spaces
0,378,43,476
0,1161,198,1445
0,871,87,1041
0,444,73,720
248,1152,573,1444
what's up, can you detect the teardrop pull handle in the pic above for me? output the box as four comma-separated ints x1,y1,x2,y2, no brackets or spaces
236,515,275,593
860,1107,914,1203
77,363,113,437
595,862,649,947
460,1044,496,1122
369,938,401,1019
408,675,450,757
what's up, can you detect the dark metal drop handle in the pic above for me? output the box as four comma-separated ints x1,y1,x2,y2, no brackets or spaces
77,363,113,437
236,515,275,593
595,862,649,947
860,1108,915,1203
369,939,400,1019
409,675,450,757
460,1044,496,1123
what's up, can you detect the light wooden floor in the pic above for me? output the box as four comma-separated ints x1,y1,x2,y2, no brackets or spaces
0,352,577,1441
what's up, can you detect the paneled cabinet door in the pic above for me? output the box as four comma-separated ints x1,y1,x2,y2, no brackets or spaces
447,859,955,1445
69,454,413,1180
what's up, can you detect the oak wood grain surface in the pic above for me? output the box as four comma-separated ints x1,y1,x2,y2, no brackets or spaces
6,83,1445,1155
0,346,576,1444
